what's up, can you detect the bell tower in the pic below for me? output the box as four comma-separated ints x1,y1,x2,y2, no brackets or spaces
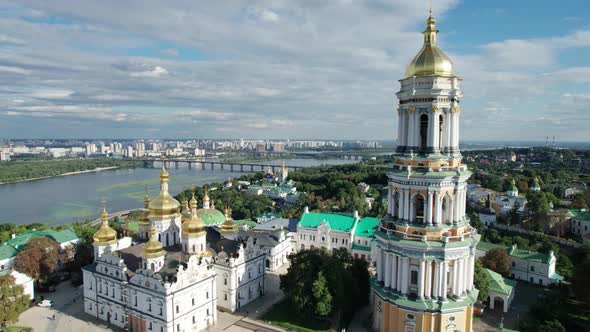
372,13,479,332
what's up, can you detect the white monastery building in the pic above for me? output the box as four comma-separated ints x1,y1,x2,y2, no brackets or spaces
83,168,267,332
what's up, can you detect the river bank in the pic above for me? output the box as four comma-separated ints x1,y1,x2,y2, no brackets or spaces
0,166,120,185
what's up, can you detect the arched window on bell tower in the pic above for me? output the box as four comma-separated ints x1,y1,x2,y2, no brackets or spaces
439,114,444,153
414,194,425,223
420,114,429,152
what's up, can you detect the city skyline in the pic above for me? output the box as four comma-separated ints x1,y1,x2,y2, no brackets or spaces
1,1,590,140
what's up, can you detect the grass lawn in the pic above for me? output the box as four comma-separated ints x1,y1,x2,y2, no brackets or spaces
261,299,331,332
7,327,33,332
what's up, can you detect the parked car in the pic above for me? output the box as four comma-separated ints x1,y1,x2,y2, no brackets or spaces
37,299,53,307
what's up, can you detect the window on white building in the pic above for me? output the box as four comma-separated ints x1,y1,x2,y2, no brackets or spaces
206,292,209,299
193,316,196,324
192,298,195,306
224,278,227,285
176,305,179,313
224,294,227,300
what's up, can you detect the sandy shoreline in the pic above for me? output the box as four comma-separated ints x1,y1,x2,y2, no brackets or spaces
0,166,119,185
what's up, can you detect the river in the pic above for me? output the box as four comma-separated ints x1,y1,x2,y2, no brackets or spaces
0,158,356,225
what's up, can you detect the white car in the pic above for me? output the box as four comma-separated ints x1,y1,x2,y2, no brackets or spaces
37,299,53,307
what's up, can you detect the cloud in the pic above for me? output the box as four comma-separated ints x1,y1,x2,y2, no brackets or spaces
31,89,74,99
259,9,279,22
160,48,179,56
129,65,168,77
0,0,588,140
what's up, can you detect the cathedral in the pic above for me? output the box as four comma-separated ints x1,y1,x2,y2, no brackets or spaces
83,167,266,332
371,13,480,332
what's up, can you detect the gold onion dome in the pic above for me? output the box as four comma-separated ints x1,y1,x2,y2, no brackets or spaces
148,166,180,216
93,208,117,245
182,207,206,238
405,14,454,78
220,208,238,234
143,227,165,259
203,189,210,204
181,199,190,222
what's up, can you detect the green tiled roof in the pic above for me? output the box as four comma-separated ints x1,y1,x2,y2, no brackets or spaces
476,241,506,252
0,244,17,260
299,212,356,232
5,228,79,251
478,241,551,264
484,268,516,296
355,217,379,238
508,247,551,264
570,209,590,221
235,219,257,228
352,244,371,252
195,208,226,225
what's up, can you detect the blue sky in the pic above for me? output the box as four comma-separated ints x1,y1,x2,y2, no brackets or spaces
0,0,589,141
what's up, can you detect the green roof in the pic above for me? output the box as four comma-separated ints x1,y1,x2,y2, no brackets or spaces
484,268,516,296
235,219,258,228
355,217,379,238
508,247,551,264
478,241,552,264
195,208,226,225
570,209,590,221
5,228,79,251
299,212,357,232
0,244,17,260
476,241,506,252
352,244,371,252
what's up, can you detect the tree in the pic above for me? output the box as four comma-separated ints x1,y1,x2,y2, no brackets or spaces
14,237,61,284
526,191,551,216
0,275,30,324
481,248,510,277
473,260,489,302
312,272,332,317
72,224,97,244
538,319,566,332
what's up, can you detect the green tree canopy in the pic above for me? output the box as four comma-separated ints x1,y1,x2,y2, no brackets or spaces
312,272,332,317
473,260,489,302
0,275,30,324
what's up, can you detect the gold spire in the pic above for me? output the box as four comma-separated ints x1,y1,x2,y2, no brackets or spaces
210,199,215,209
142,227,165,259
143,189,150,209
93,208,117,245
148,166,180,216
404,12,454,78
203,188,210,203
182,204,206,238
189,192,198,210
181,198,190,222
220,207,238,235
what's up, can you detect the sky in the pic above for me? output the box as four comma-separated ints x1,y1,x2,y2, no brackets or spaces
1,0,590,141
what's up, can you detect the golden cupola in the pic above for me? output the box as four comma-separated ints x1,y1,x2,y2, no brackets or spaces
181,198,190,223
220,208,238,235
148,166,180,217
93,208,117,245
182,196,206,238
202,188,210,209
140,191,150,225
405,13,454,78
142,227,165,259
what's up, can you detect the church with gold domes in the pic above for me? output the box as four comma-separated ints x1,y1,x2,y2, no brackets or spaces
82,167,266,331
371,12,479,332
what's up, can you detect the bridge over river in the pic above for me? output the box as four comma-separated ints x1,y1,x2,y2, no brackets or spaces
141,159,304,173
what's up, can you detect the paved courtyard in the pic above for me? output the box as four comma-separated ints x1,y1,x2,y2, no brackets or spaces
15,263,289,332
474,281,545,332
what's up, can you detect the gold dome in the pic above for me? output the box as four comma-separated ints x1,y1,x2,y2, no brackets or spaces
203,189,210,203
93,208,117,245
404,14,454,78
148,166,180,216
220,208,238,235
181,199,190,222
182,208,206,238
143,227,165,259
